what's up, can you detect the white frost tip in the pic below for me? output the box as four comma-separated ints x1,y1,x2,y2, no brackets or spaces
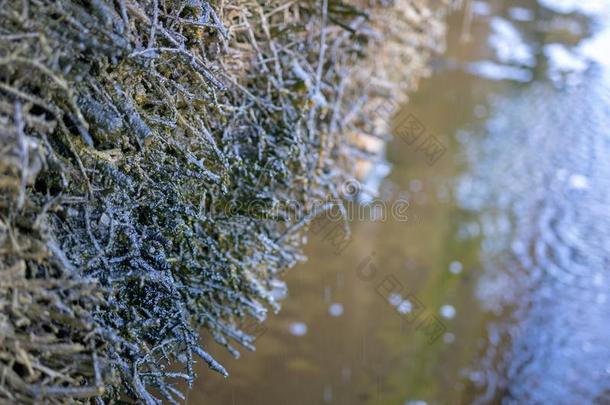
329,303,344,317
508,7,534,21
440,304,456,319
568,174,589,190
289,322,308,336
472,1,491,16
449,261,463,275
409,179,423,193
397,300,413,315
388,293,403,307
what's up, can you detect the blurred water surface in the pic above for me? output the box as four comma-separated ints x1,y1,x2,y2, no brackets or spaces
191,1,610,404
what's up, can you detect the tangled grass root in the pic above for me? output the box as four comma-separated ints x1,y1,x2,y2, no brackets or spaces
0,0,449,402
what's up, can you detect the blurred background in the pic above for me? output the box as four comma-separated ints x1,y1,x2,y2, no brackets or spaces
192,1,610,403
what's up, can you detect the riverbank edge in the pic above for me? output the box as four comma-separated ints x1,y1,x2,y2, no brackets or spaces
0,1,450,402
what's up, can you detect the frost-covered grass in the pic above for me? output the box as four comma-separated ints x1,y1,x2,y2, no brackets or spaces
0,0,447,402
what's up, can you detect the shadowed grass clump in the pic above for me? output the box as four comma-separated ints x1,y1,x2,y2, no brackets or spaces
0,0,449,402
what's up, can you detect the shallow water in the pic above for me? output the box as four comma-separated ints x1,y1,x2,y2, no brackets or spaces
191,1,610,404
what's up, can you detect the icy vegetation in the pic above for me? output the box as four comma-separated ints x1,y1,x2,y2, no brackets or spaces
0,0,447,402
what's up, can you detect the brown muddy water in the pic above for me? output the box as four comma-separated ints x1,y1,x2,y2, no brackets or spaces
191,1,610,404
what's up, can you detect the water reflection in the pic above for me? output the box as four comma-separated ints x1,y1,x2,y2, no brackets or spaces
455,2,610,403
191,1,610,404
462,54,610,405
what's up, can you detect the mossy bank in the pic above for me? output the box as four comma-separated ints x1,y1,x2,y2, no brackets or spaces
0,0,449,403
